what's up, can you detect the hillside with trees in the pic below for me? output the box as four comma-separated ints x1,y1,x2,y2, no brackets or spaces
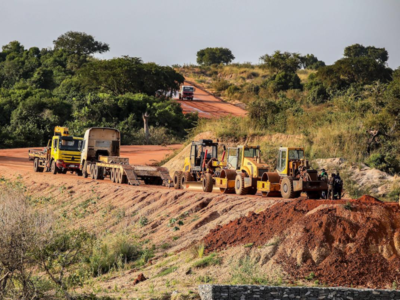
178,44,400,177
0,31,197,148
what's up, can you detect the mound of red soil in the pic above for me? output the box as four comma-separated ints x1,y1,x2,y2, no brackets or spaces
133,273,147,285
203,197,400,288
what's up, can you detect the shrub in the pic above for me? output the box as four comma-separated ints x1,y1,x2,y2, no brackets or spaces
212,79,231,92
192,253,221,268
87,235,141,277
230,256,269,285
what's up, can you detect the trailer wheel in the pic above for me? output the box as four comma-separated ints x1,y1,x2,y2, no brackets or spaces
202,173,213,193
110,168,116,183
93,165,100,180
174,171,182,189
51,160,58,175
235,173,247,195
120,170,127,184
281,177,296,199
115,169,121,184
90,164,95,179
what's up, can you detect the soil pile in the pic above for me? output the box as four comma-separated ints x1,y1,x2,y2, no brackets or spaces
203,196,400,288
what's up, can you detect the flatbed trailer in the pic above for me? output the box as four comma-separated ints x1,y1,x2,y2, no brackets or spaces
87,156,172,186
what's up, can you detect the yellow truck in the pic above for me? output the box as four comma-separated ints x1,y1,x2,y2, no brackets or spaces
257,147,328,199
213,145,270,195
28,126,83,175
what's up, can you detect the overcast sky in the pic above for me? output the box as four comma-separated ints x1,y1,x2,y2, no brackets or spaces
1,0,399,68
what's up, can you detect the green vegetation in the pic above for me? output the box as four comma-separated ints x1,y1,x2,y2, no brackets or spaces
229,256,269,285
197,47,235,66
192,253,221,268
0,32,197,148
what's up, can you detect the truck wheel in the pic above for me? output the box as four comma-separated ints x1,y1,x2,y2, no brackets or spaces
51,160,58,175
202,173,213,193
235,173,247,195
281,177,296,199
179,94,182,100
93,165,100,180
82,161,89,178
90,164,96,179
174,171,182,189
76,170,83,176
33,158,40,172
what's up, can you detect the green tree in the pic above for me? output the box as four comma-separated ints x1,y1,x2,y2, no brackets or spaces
300,54,326,70
53,31,110,56
260,51,302,74
196,47,235,66
78,57,184,96
344,44,388,64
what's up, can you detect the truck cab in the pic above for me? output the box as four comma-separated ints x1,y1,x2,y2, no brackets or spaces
50,131,83,174
179,85,194,100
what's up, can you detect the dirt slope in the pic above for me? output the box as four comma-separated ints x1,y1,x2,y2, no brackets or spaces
203,196,400,289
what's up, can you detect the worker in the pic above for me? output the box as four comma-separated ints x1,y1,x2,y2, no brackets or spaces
334,172,343,199
328,173,336,200
319,169,328,181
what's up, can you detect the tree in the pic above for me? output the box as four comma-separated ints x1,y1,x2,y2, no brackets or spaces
260,51,302,74
196,47,235,66
78,57,184,96
53,31,110,56
344,44,388,65
300,54,326,70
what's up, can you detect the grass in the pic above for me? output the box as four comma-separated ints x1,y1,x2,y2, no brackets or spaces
230,256,269,285
192,253,221,269
156,266,178,277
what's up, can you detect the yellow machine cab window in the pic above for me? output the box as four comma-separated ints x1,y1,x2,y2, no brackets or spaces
288,149,304,160
244,148,260,158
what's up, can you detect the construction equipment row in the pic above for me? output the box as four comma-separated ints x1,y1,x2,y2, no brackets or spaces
173,140,328,199
29,127,327,198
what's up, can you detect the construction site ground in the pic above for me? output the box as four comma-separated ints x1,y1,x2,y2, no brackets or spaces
1,145,400,298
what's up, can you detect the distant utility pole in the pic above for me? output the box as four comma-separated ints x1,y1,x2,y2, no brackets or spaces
142,112,150,144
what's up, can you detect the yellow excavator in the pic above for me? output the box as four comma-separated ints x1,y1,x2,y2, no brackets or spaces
213,145,270,195
257,147,328,199
174,140,226,192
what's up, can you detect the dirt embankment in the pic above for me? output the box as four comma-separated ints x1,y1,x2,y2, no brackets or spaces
203,196,400,289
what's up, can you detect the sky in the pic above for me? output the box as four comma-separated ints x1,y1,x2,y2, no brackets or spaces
0,0,399,68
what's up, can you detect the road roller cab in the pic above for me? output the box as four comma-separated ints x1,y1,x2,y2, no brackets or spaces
257,147,328,199
214,145,269,195
174,140,226,192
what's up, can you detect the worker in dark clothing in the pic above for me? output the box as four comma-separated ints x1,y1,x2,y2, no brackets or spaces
328,173,336,200
334,172,343,199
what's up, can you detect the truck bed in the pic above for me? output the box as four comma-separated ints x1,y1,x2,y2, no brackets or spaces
28,149,47,160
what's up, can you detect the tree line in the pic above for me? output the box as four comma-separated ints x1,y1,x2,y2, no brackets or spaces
0,31,197,148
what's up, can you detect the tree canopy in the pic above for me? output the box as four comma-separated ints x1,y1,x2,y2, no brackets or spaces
196,47,235,66
0,32,196,148
53,31,110,56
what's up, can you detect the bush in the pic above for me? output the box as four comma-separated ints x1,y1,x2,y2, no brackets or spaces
230,256,269,285
264,71,302,92
307,85,328,104
87,235,141,277
366,152,400,174
212,79,231,92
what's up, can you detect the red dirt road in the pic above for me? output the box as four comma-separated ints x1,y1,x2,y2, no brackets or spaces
175,81,247,118
0,145,181,174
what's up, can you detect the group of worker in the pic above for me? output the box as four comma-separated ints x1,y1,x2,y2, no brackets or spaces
319,169,343,200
